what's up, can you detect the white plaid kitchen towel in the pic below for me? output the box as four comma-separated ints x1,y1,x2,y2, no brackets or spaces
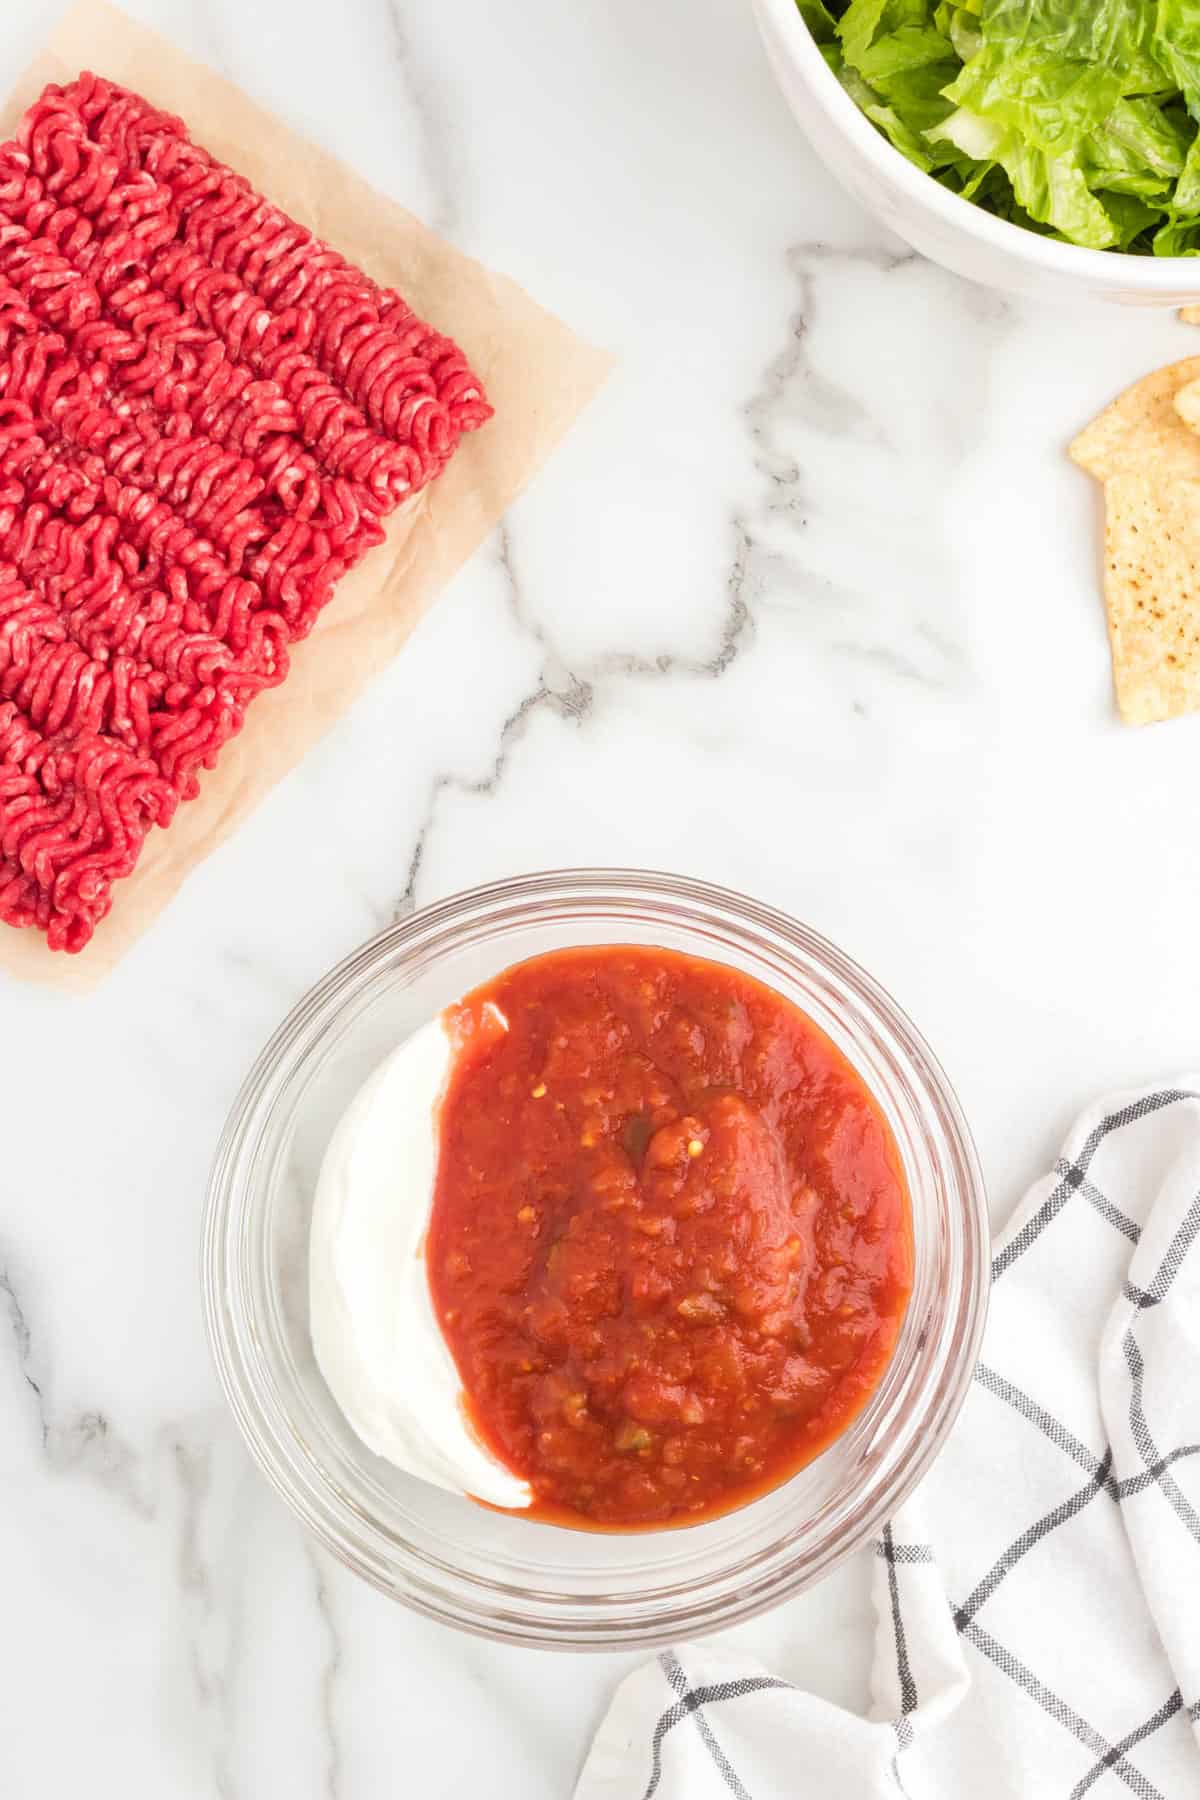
577,1082,1200,1799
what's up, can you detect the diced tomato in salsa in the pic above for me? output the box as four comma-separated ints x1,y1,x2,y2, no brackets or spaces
427,946,912,1529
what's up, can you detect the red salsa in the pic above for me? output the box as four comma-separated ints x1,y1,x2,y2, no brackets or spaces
427,947,912,1529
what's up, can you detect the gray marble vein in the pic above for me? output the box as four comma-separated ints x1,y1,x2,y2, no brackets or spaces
308,1548,346,1800
381,0,461,235
395,507,757,917
0,1257,48,1451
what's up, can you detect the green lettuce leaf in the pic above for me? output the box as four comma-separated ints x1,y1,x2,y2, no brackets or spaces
1152,214,1200,251
1173,129,1200,209
977,0,1170,95
797,0,840,43
837,0,933,71
802,0,1200,254
838,65,939,169
928,107,1122,243
940,46,1126,153
934,3,983,60
1094,98,1189,179
1150,12,1200,113
857,25,955,84
1101,191,1162,243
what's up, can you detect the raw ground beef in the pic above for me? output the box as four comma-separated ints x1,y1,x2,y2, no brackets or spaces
0,72,490,950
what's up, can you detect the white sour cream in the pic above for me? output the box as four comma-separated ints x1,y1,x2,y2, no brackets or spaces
309,1007,532,1509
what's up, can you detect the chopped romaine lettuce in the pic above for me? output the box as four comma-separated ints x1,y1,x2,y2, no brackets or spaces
800,0,1200,253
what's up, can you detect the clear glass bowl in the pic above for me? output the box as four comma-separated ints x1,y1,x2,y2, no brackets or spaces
203,869,989,1649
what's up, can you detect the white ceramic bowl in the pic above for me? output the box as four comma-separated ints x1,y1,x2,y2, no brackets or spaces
752,0,1200,306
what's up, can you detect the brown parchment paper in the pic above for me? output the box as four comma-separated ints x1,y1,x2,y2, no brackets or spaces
0,0,610,991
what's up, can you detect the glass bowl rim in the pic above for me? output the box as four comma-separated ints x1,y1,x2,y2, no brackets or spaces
202,867,990,1648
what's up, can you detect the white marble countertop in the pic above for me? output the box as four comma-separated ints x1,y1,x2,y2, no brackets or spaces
4,0,1200,1792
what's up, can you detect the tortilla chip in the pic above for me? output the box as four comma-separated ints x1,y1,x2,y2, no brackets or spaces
1175,376,1200,434
1098,473,1200,725
1069,358,1200,481
1071,360,1200,724
1182,306,1200,325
